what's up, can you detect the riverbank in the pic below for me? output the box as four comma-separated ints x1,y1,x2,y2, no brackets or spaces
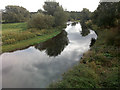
2,23,61,53
49,27,120,88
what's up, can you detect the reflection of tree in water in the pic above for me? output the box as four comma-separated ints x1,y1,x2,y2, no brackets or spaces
35,30,69,57
71,22,78,26
90,38,96,47
81,22,90,36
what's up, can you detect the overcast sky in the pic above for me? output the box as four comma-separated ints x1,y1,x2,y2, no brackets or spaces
0,0,100,12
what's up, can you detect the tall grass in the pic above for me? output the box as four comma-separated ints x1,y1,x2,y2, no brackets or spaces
2,23,61,52
2,30,61,53
2,31,36,45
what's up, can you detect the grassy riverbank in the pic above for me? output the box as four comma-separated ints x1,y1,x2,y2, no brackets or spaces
2,23,61,53
49,27,120,88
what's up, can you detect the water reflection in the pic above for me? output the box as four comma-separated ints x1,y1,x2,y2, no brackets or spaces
71,22,78,26
35,30,69,57
90,38,96,47
1,22,97,88
81,23,90,36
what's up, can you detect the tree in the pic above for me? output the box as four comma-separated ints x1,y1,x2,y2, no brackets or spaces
43,1,59,16
43,1,68,27
54,8,68,26
80,8,91,24
2,5,30,23
92,2,120,28
27,13,54,29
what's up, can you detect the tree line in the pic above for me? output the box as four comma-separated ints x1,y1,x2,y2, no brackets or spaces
2,1,93,30
2,1,69,29
67,2,120,29
2,5,30,23
2,1,119,31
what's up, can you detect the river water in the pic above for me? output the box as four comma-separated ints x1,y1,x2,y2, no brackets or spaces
1,22,97,88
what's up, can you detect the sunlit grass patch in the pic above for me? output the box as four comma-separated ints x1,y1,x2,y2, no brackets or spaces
2,22,27,31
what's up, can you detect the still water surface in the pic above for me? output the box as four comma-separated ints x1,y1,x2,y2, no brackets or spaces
1,22,97,88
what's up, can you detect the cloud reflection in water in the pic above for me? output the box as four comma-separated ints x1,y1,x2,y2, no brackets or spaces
1,22,97,88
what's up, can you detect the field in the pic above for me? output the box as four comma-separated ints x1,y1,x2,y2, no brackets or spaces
1,23,61,53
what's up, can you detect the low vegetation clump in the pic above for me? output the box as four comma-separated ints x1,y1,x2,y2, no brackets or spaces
50,64,99,88
2,31,36,45
27,13,55,29
105,27,120,47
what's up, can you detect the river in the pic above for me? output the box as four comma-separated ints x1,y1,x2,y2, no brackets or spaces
1,22,97,88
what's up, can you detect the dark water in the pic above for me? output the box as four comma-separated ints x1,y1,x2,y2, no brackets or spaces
1,22,97,88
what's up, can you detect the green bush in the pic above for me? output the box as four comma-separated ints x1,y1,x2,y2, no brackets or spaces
27,13,55,29
106,27,120,47
100,68,119,88
49,64,99,88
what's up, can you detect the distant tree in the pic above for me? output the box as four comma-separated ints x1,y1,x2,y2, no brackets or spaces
27,13,54,29
80,8,91,24
77,8,91,36
54,7,68,26
43,1,68,27
2,5,30,23
68,11,81,20
37,9,46,14
43,1,59,16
